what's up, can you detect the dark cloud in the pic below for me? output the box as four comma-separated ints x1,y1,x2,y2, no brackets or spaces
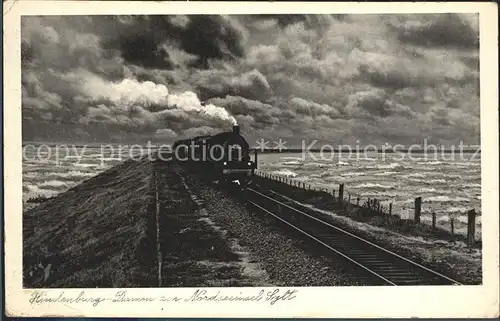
429,107,451,126
261,14,308,28
289,97,341,119
352,90,391,117
394,14,479,50
21,14,480,145
178,16,246,68
93,16,175,69
21,40,34,66
460,55,479,70
242,14,308,30
357,64,417,91
119,33,173,69
195,69,273,101
67,15,247,70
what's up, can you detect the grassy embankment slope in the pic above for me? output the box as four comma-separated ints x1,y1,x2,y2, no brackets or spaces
23,158,156,288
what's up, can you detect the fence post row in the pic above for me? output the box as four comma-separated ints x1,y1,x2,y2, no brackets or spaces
258,173,477,247
414,197,422,223
338,183,344,203
467,209,476,247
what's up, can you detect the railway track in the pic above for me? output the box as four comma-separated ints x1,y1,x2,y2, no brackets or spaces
244,186,462,286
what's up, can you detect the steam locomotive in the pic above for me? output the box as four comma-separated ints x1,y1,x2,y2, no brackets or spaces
173,125,257,186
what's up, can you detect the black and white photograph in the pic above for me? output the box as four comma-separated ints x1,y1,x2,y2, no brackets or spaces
4,1,499,318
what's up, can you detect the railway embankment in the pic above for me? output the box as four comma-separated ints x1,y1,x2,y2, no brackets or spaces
180,165,369,286
153,160,271,287
23,158,157,287
23,157,480,286
251,174,482,284
25,157,368,287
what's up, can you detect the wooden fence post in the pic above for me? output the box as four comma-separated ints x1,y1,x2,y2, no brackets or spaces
467,209,476,247
332,189,335,199
432,212,436,229
357,196,360,206
450,218,455,238
414,197,422,223
389,203,393,216
254,149,258,168
338,184,344,203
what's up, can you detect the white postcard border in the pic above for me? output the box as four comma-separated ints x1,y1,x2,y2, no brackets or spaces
3,1,499,318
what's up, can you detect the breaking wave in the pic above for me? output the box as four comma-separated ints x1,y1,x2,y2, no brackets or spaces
377,162,406,170
303,162,329,168
373,171,398,176
38,180,68,188
281,160,303,166
460,182,481,188
352,183,396,189
417,161,449,165
340,172,366,177
271,169,298,178
420,187,437,193
281,156,303,160
403,173,426,178
426,195,470,202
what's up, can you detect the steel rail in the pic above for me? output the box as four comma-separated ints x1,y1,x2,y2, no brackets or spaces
246,187,463,286
248,200,396,285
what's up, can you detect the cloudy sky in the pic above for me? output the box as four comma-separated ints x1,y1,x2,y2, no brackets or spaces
22,14,479,146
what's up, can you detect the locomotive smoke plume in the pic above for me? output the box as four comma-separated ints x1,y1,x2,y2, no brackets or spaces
167,91,237,125
81,74,237,125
